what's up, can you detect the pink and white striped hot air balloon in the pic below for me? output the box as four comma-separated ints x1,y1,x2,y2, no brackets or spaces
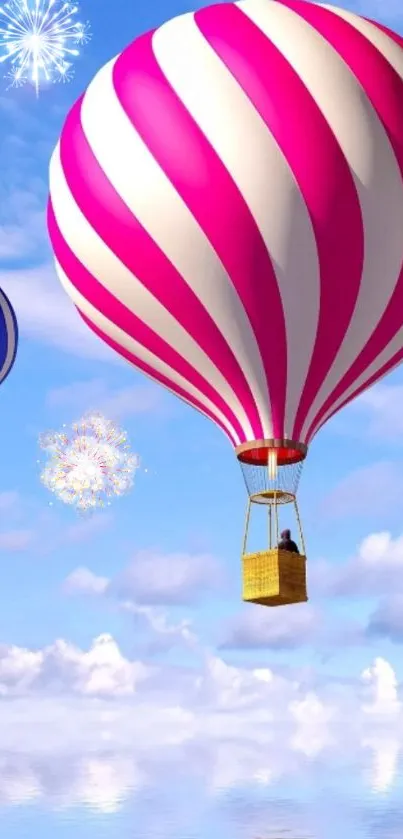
48,0,403,606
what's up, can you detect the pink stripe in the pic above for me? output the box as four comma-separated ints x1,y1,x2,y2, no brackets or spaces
48,200,242,445
77,307,237,444
196,3,364,443
112,28,287,437
277,0,403,441
308,346,403,443
56,98,250,444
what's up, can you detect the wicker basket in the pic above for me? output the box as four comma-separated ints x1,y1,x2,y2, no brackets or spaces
242,548,308,606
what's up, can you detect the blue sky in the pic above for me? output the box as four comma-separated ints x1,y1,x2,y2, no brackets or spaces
1,0,403,835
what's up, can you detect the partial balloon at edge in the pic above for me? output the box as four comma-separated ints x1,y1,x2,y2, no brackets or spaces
0,286,18,385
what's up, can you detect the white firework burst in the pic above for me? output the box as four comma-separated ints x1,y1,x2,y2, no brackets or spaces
0,0,90,94
39,413,140,513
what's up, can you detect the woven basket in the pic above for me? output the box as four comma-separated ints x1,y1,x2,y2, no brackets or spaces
242,548,308,606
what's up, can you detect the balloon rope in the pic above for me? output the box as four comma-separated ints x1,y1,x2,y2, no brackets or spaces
294,496,306,557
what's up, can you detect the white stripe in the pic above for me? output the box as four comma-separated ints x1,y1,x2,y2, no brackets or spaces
240,0,403,442
319,4,403,80
50,140,251,441
80,57,265,440
0,290,16,382
308,325,403,442
154,10,320,440
55,261,241,445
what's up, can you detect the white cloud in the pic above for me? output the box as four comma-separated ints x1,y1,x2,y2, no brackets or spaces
288,692,335,757
0,529,33,551
0,265,119,362
0,633,400,811
321,460,403,519
63,576,199,653
311,530,403,599
221,603,320,650
122,602,198,654
0,491,42,552
0,631,377,716
0,631,400,729
64,567,110,597
0,500,114,560
0,634,150,698
0,121,50,264
0,501,116,558
0,99,70,267
367,594,403,643
65,547,224,608
0,188,46,262
111,549,224,605
0,491,20,512
0,631,400,817
356,383,403,438
341,381,403,446
46,378,165,419
64,513,113,544
361,657,400,716
0,119,120,363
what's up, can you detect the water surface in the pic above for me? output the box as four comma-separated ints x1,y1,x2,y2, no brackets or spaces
0,736,401,838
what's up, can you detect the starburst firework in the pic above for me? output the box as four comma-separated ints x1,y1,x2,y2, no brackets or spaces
39,413,140,513
0,0,90,94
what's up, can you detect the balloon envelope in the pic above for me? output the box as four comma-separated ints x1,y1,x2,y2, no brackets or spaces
48,0,403,463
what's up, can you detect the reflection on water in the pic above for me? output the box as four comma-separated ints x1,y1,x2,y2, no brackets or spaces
0,737,402,838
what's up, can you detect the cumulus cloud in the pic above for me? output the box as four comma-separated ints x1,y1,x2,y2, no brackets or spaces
311,530,403,600
321,460,403,519
0,265,118,362
64,513,114,544
46,378,165,419
0,633,150,698
0,97,75,267
49,573,198,654
0,499,116,562
0,502,115,557
0,491,44,553
0,631,401,730
0,632,400,811
343,381,403,447
0,491,20,512
110,549,224,606
0,630,400,821
361,657,400,716
367,595,403,643
0,187,46,263
0,121,50,265
122,603,198,654
65,547,224,608
64,567,110,597
221,603,320,650
355,383,403,440
0,631,381,714
0,529,34,552
0,112,119,362
288,692,335,757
